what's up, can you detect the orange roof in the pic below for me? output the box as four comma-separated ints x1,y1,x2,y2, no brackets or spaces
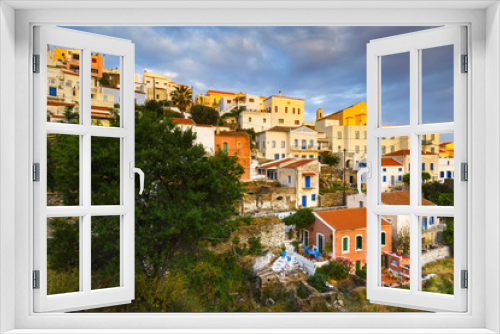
207,90,235,96
381,158,403,166
47,101,75,107
215,131,249,138
383,149,437,157
316,207,391,231
303,172,316,176
282,159,315,169
381,191,435,206
172,118,195,125
258,158,294,169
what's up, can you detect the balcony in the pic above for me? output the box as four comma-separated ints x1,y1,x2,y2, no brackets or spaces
292,145,317,151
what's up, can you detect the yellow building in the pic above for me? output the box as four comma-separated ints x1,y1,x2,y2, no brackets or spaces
317,101,367,125
439,142,454,158
263,91,305,127
195,90,236,110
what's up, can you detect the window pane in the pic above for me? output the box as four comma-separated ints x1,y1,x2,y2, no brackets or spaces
91,52,121,127
91,216,120,290
46,45,81,124
421,45,454,124
91,137,121,205
381,52,410,126
47,217,80,295
380,136,409,202
421,216,454,295
421,133,454,206
47,133,80,206
380,215,410,290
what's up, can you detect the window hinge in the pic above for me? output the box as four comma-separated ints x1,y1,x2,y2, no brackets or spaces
33,54,40,73
33,270,40,289
461,270,468,289
33,163,40,182
461,162,468,181
461,54,468,73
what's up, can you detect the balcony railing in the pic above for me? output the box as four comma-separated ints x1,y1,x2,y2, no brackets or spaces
292,145,317,151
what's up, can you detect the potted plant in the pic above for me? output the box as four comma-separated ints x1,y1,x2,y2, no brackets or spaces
291,240,300,251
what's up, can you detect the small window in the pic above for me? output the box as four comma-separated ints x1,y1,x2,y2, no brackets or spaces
295,120,299,125
381,231,386,246
422,163,425,170
382,146,386,154
279,119,284,124
222,142,228,153
103,95,108,101
355,145,360,154
248,117,252,122
398,168,402,172
298,108,301,114
263,119,267,123
237,142,241,147
355,235,363,250
285,107,288,113
383,176,387,182
275,106,278,113
355,131,360,139
288,176,291,184
430,163,434,170
342,237,349,252
272,140,276,148
281,141,285,148
383,168,387,172
311,194,316,201
92,58,97,63
281,153,285,158
337,131,342,139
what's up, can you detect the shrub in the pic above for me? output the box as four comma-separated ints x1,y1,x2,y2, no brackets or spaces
355,265,367,280
307,273,327,293
248,236,263,256
316,258,352,281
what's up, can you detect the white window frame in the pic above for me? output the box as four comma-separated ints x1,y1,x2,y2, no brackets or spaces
342,236,350,254
366,26,468,313
1,2,498,333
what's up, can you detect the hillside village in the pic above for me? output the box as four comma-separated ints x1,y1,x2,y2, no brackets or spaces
46,47,455,311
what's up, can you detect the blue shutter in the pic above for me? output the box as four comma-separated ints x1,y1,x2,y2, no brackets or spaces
383,176,387,182
440,171,444,177
49,87,57,96
422,163,425,170
430,163,434,170
305,175,311,188
302,196,307,207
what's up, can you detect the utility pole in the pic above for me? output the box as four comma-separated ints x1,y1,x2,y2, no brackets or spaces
343,148,347,206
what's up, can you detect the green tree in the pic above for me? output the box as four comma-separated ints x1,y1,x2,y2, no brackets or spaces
321,151,340,167
402,172,432,185
171,86,193,117
283,208,315,229
190,105,220,125
47,105,244,278
442,218,454,252
422,181,454,206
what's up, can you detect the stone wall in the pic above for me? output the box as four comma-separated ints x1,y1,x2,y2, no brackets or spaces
421,246,451,266
208,218,286,254
318,192,344,207
240,185,296,214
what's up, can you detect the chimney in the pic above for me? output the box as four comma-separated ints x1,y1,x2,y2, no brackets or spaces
279,91,282,97
216,126,221,135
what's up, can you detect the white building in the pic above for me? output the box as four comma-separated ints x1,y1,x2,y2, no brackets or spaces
439,157,454,182
238,110,271,132
380,157,405,192
172,118,215,155
255,126,320,161
220,93,263,115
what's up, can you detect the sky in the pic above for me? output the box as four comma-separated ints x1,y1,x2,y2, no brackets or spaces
68,26,454,136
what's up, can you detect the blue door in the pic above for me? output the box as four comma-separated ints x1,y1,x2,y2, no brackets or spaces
305,175,311,188
447,171,452,178
302,195,307,207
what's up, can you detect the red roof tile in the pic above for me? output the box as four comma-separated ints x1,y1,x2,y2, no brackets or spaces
381,191,436,206
316,207,391,231
207,90,235,96
173,118,195,125
381,158,403,166
282,159,315,169
215,131,250,138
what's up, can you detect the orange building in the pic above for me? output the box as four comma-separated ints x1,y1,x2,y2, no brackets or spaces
214,131,251,181
308,207,392,272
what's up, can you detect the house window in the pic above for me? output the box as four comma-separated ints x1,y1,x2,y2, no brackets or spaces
222,142,228,153
440,171,445,178
294,139,298,147
237,142,241,147
263,118,267,123
355,145,360,154
295,120,299,125
281,141,285,148
298,108,301,114
311,194,316,201
248,117,252,122
288,176,291,184
249,98,254,102
383,176,387,182
281,153,285,158
275,106,278,112
310,140,314,147
279,119,284,124
364,131,367,139
430,163,434,170
302,139,306,148
355,131,360,139
355,235,363,250
398,175,402,181
390,145,395,152
49,87,57,96
382,146,386,154
292,107,295,114
338,131,342,139
272,140,276,148
342,237,349,253
422,163,425,170
103,95,108,101
381,232,386,246
398,168,402,172
285,107,288,113
383,168,387,172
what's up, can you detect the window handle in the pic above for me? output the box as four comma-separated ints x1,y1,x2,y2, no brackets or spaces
357,162,371,195
129,162,144,195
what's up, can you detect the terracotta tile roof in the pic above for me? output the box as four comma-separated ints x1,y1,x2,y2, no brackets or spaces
207,90,235,96
172,118,195,125
91,106,112,111
282,159,315,169
258,158,294,169
303,172,316,176
381,191,436,206
381,158,403,166
266,126,298,132
47,101,75,107
383,149,437,157
215,131,250,138
316,207,391,231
